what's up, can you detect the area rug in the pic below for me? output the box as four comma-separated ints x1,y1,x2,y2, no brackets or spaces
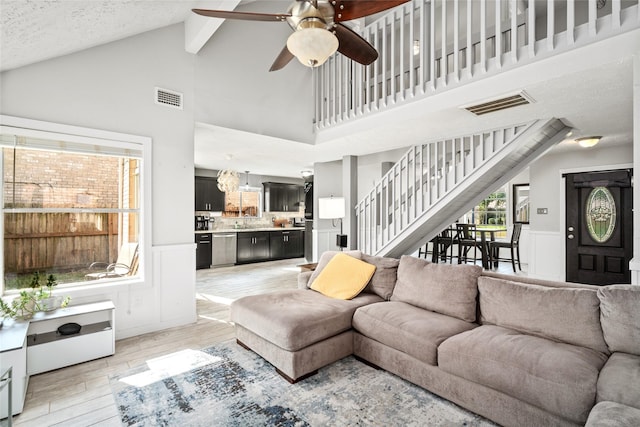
110,341,495,426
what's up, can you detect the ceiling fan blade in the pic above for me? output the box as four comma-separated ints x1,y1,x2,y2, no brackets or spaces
269,46,295,72
192,9,290,22
334,23,378,65
332,0,411,22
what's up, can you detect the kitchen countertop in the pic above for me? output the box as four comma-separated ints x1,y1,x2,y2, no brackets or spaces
195,227,304,234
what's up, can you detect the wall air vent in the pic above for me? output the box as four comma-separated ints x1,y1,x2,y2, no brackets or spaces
154,87,183,110
462,91,534,116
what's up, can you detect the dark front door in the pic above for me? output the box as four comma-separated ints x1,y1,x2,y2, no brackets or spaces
565,169,633,285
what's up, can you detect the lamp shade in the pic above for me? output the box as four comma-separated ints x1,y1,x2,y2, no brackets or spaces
318,197,345,219
217,169,239,193
287,28,339,67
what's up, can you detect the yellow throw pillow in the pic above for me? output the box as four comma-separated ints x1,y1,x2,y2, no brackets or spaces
310,252,377,300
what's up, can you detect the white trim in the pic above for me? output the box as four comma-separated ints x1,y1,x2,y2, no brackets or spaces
0,115,149,145
558,162,633,282
0,115,153,295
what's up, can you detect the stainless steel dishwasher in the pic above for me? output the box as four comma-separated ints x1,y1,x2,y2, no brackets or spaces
212,233,237,267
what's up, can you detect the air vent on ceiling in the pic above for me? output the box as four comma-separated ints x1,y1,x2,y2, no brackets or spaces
154,87,183,110
462,91,534,116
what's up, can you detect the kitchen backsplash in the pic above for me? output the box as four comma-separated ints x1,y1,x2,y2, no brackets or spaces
209,210,303,230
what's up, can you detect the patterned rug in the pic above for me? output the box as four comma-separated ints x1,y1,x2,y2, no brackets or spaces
110,341,495,426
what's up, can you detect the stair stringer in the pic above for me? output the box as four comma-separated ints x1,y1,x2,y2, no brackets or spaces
363,118,571,258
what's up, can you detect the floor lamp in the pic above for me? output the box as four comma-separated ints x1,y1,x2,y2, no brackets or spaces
318,196,347,250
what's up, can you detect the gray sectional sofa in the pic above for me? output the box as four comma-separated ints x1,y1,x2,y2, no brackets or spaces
230,251,640,427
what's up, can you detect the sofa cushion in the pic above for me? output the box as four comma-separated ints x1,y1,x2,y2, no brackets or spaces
597,285,640,355
390,255,481,322
353,301,477,366
597,352,640,410
585,401,640,427
438,325,608,424
310,253,376,300
306,250,362,288
361,254,399,300
478,276,609,354
231,289,382,352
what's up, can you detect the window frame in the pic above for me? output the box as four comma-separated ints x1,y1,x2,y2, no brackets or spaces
0,115,152,294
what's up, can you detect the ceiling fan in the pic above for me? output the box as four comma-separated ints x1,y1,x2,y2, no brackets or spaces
193,0,411,71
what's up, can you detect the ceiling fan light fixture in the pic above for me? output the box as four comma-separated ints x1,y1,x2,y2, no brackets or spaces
576,136,602,148
287,27,339,68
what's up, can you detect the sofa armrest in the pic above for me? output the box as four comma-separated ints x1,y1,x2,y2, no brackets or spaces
586,401,640,427
298,271,313,289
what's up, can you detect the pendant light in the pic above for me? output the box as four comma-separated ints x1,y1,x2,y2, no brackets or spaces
243,171,250,191
217,169,239,193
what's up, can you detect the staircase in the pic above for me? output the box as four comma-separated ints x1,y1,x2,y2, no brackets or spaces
356,118,571,258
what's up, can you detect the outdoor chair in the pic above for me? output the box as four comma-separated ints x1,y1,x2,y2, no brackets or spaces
488,223,523,272
85,242,139,280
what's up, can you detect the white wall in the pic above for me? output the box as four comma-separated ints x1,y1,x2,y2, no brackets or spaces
312,160,343,259
527,142,633,280
0,24,197,339
357,147,408,201
193,1,314,144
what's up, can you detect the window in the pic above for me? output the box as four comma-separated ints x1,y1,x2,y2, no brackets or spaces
222,189,262,217
459,186,508,238
1,118,149,293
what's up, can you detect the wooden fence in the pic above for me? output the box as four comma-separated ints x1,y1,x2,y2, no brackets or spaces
4,212,119,273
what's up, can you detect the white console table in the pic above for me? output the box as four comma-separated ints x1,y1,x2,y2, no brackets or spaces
0,300,115,419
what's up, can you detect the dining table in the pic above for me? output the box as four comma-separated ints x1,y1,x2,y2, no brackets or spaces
430,227,507,269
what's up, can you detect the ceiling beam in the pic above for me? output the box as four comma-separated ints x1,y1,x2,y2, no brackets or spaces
185,0,241,54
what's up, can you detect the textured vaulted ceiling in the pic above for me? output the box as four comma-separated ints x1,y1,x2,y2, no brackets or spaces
0,0,211,71
1,1,637,178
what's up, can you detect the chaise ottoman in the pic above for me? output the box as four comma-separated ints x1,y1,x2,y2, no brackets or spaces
231,289,382,382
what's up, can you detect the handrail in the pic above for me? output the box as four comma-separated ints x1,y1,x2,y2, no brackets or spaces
356,122,531,255
314,0,640,130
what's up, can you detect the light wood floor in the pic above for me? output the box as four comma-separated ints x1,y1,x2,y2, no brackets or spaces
9,256,525,426
10,258,302,427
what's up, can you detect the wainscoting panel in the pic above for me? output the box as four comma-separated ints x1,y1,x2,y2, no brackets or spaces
528,231,563,281
314,228,343,261
154,243,197,327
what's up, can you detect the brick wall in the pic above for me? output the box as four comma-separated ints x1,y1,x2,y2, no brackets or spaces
3,148,120,208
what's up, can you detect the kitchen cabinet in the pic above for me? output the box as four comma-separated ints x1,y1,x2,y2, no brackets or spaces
263,182,303,212
195,177,225,211
236,232,270,264
195,233,212,269
270,230,304,259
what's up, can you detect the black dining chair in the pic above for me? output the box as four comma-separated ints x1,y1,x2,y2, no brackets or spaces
435,228,455,263
418,228,455,263
456,223,483,265
489,223,523,272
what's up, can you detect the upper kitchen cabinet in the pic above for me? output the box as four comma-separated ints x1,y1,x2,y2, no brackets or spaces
195,177,225,212
263,182,303,213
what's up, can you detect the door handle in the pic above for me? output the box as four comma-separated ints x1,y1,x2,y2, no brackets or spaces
568,226,574,232
568,234,574,239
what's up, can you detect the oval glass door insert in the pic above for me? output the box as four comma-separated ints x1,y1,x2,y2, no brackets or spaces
585,186,616,243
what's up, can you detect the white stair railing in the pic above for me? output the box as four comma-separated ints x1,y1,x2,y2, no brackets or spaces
314,0,640,130
356,122,530,255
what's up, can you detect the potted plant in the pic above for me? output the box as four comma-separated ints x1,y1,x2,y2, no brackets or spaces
0,273,71,322
34,274,69,312
0,289,37,320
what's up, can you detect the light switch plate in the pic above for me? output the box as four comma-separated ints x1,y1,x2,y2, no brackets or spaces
537,208,548,214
